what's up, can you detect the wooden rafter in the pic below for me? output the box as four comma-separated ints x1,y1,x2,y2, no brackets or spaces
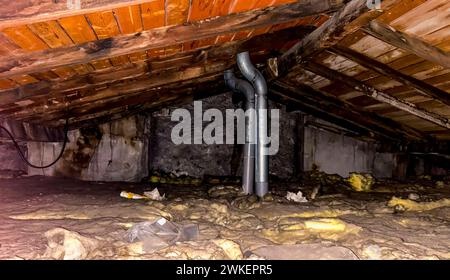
304,61,450,130
0,1,152,27
271,81,425,141
0,0,341,79
328,45,450,107
266,0,402,79
362,20,450,70
0,25,314,106
7,63,229,121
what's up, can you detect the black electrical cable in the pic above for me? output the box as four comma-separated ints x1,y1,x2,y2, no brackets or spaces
0,119,69,169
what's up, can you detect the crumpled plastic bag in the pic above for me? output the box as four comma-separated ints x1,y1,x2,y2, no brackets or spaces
143,188,166,201
286,191,308,203
125,218,199,253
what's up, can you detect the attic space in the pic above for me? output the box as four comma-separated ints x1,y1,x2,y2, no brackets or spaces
0,0,449,260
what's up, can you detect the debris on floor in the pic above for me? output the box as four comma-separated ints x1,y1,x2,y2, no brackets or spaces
149,170,202,186
120,188,165,201
43,228,101,260
1,177,450,260
388,197,450,212
143,188,166,201
120,191,150,200
345,173,375,192
125,218,199,253
212,239,243,260
286,191,308,203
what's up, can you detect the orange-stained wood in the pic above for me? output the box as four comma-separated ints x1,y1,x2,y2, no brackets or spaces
147,47,166,58
110,55,130,66
51,67,77,79
165,44,183,56
166,0,190,25
86,11,120,39
229,0,259,14
28,21,73,48
114,5,143,34
2,25,48,51
58,15,97,44
273,0,297,6
215,33,235,45
71,64,94,75
232,30,251,41
128,51,148,62
10,75,39,85
188,0,216,22
211,0,235,17
253,0,275,9
0,79,16,89
141,0,165,30
90,59,113,70
248,26,272,37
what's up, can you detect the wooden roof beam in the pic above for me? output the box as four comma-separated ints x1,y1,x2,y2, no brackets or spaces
46,82,229,128
304,61,450,130
329,45,450,107
0,1,151,28
3,61,230,120
267,0,402,79
0,0,341,79
0,25,314,106
271,81,425,141
270,89,390,142
362,20,450,70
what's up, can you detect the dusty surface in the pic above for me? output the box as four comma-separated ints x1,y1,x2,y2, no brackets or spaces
0,176,449,260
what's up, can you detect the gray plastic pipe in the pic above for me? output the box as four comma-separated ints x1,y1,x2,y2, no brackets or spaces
236,52,269,197
224,70,255,195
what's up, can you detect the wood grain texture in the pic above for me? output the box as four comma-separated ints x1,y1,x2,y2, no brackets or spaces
141,0,165,30
0,0,340,79
114,5,143,34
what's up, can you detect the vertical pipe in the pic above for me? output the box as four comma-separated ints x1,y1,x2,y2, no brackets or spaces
236,52,269,197
224,70,255,194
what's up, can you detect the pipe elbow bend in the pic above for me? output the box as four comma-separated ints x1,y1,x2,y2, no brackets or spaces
237,52,267,97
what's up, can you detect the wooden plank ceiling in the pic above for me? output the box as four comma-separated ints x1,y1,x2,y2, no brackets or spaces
0,0,448,142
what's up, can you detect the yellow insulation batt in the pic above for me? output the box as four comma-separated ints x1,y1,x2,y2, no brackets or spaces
388,197,450,212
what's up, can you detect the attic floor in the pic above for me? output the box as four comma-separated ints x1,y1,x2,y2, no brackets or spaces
0,176,449,260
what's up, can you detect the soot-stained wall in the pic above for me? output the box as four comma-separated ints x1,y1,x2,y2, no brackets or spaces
0,141,27,177
149,93,299,179
27,116,149,182
150,93,237,178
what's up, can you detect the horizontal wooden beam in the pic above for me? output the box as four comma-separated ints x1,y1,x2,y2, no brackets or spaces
329,45,450,107
304,61,450,130
0,0,151,28
267,0,401,79
0,25,314,107
271,81,425,141
48,81,229,128
270,89,386,141
0,0,340,79
9,60,229,119
362,20,450,70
